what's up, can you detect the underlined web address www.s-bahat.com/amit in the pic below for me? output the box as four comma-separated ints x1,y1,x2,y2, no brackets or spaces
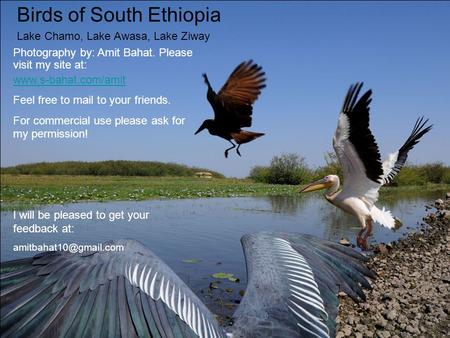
13,75,126,87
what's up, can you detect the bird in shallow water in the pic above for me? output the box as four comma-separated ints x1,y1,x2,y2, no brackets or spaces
300,82,432,249
195,60,266,158
1,232,374,337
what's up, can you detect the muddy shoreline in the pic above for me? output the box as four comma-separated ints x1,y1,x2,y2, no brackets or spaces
336,195,450,338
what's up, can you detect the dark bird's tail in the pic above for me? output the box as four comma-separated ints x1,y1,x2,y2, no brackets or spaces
231,131,265,144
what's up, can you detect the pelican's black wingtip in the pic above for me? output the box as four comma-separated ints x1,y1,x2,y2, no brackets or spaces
343,81,368,112
349,81,364,93
416,116,433,132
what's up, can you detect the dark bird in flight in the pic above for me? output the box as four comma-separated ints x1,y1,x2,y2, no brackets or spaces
1,232,374,337
195,60,266,158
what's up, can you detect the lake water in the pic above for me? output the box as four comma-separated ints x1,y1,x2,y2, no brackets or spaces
0,189,444,317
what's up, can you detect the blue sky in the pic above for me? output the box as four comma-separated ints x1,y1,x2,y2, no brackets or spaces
1,1,449,177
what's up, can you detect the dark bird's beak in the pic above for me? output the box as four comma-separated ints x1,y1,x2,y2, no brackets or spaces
195,124,206,135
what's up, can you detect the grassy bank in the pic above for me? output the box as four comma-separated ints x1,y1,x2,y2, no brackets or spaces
0,174,296,208
1,174,449,209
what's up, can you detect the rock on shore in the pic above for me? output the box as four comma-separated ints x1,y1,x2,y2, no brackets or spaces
336,195,450,338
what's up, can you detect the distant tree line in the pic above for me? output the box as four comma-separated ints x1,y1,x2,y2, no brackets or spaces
2,161,225,178
391,163,450,186
249,153,450,186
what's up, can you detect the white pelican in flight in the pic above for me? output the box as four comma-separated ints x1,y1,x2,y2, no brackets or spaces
300,82,432,248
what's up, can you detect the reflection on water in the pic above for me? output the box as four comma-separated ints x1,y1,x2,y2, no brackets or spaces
266,195,307,214
0,189,444,315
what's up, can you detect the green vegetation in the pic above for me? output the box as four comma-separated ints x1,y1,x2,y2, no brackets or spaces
249,153,450,187
2,174,448,210
310,152,343,181
249,152,343,184
392,162,450,186
212,272,239,283
1,158,448,209
249,153,311,185
0,174,298,208
2,161,224,178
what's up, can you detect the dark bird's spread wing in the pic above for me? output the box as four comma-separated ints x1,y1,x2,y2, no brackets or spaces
215,60,266,128
382,117,432,184
231,232,374,338
1,234,373,338
0,240,226,338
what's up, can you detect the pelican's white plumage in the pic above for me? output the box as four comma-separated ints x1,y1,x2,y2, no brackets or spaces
302,83,432,246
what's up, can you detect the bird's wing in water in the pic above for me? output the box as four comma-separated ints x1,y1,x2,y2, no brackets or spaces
333,82,383,205
231,232,374,338
0,240,226,338
381,117,432,185
215,60,266,128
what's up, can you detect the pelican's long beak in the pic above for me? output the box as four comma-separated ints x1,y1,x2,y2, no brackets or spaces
300,178,330,193
194,124,206,135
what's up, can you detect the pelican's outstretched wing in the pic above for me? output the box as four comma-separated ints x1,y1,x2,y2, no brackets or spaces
382,117,432,184
0,240,226,338
333,82,383,205
231,232,374,338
